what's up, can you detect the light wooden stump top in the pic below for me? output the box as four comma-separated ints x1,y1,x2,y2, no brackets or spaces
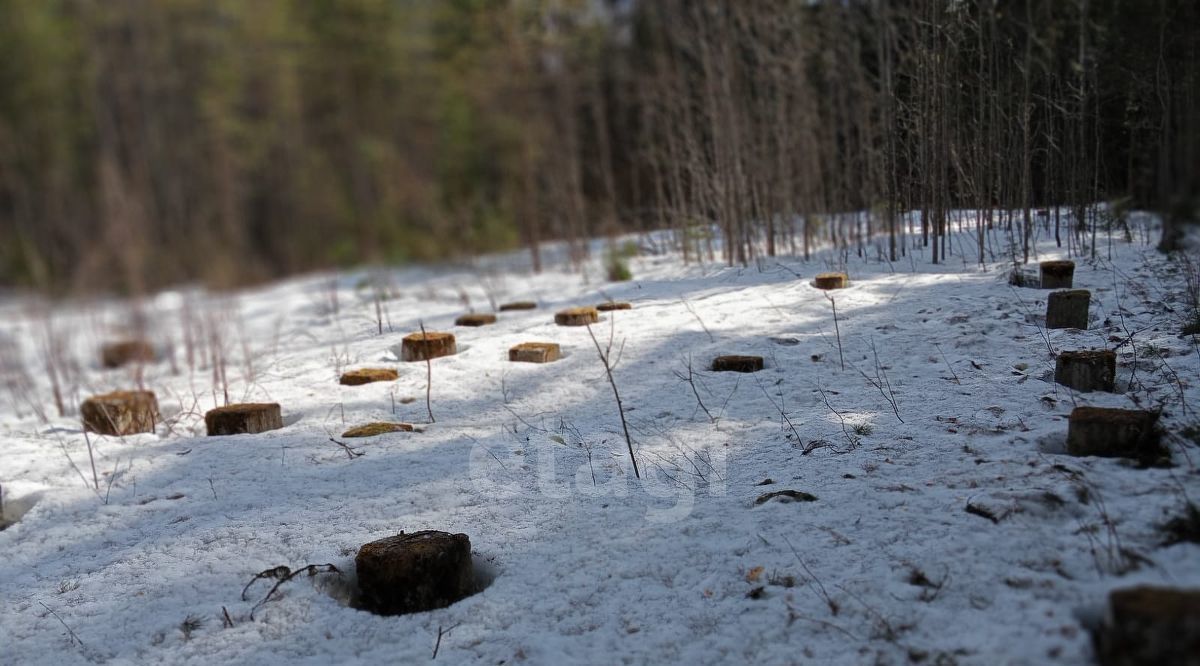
342,422,414,438
400,332,457,362
81,390,158,436
555,307,599,327
455,313,497,327
340,368,399,386
509,342,561,364
813,272,849,290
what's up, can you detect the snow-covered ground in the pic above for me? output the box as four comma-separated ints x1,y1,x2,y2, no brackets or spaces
1,216,1197,665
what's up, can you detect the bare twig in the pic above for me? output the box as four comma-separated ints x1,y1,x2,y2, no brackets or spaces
817,383,859,451
81,429,100,492
244,564,341,620
783,536,839,616
433,623,460,659
329,437,365,460
674,355,715,423
932,343,961,385
754,375,805,450
584,322,640,479
681,298,715,343
419,321,435,423
40,602,86,650
824,293,845,371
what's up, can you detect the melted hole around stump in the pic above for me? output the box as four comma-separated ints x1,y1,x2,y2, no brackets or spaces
0,487,44,532
321,552,497,615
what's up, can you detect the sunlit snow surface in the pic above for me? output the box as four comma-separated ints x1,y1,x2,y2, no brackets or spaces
1,216,1197,665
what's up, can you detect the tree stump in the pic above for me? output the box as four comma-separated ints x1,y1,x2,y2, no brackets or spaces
342,422,414,438
1046,289,1090,329
205,403,283,436
712,355,764,373
455,313,496,327
1040,260,1076,289
498,301,537,311
596,302,632,312
1066,407,1161,459
400,332,457,362
1096,586,1200,666
554,307,599,327
101,340,156,369
1055,350,1116,392
81,390,158,436
339,368,399,386
355,531,474,616
509,342,561,364
813,272,848,290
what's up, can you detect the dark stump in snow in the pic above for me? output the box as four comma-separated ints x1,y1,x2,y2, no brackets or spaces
712,355,764,373
1046,289,1090,330
101,340,156,369
339,368,399,386
1055,350,1116,392
355,531,474,616
1040,260,1076,289
755,490,817,505
813,272,849,290
81,390,158,436
509,342,561,364
596,301,632,312
498,301,537,311
1066,407,1161,459
1096,586,1200,666
401,332,457,362
205,403,283,436
455,313,497,327
342,422,414,438
554,307,599,327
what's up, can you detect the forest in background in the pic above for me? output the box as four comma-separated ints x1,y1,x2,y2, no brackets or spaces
0,0,1196,294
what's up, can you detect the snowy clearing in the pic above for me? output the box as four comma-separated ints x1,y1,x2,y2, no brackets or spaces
2,217,1198,665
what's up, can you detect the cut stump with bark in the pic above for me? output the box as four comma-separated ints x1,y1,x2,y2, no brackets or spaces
205,403,283,436
355,531,474,616
712,355,764,373
342,422,414,438
1067,407,1161,459
400,332,456,362
555,307,599,327
101,340,156,369
813,272,849,290
1040,260,1076,289
509,342,561,364
339,368,399,386
1055,350,1116,392
498,301,537,311
596,302,632,312
1046,289,1090,330
1096,586,1200,666
81,390,158,436
455,313,496,327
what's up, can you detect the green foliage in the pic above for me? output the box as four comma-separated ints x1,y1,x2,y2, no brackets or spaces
604,249,633,282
